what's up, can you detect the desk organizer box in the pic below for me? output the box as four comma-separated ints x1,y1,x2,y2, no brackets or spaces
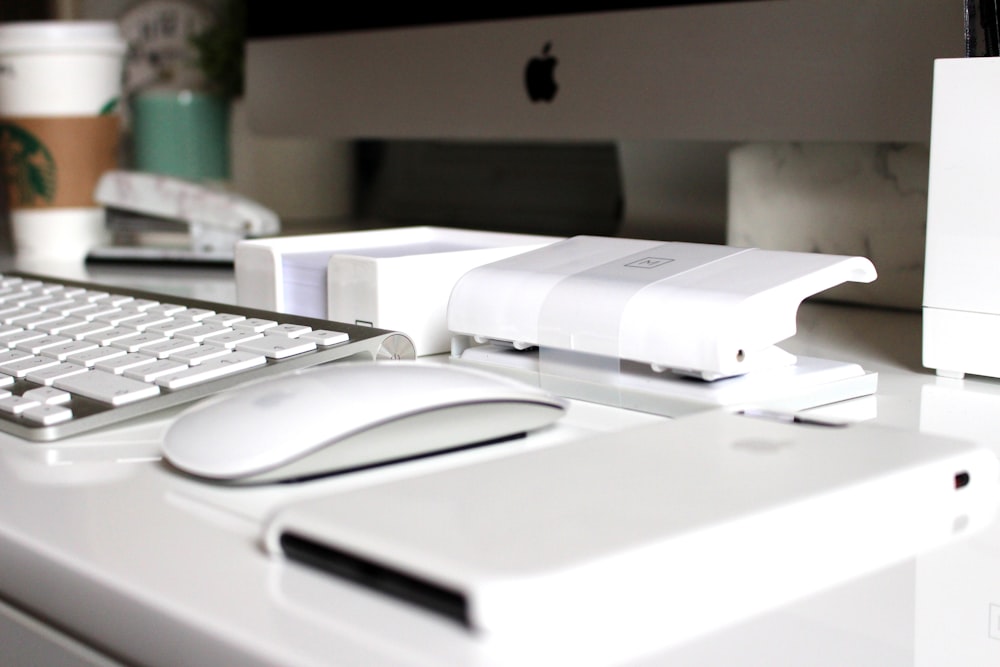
235,226,559,356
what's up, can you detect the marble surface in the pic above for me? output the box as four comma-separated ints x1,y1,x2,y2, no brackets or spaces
728,142,929,310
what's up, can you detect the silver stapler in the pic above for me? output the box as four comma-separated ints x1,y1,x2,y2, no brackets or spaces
87,170,281,263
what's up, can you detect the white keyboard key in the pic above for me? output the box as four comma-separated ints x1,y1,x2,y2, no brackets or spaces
17,294,56,308
174,323,233,343
0,325,24,339
26,362,90,386
66,321,114,340
173,307,215,321
57,302,98,318
37,297,79,312
4,308,43,324
94,309,144,326
0,288,26,301
140,338,200,359
84,327,142,346
169,344,232,365
0,395,41,414
15,335,72,355
203,330,263,349
1,355,61,378
65,346,127,368
0,349,34,365
123,359,188,383
93,352,156,375
0,300,31,313
85,303,129,321
143,304,188,317
3,330,48,348
236,334,316,359
77,290,109,303
55,370,160,406
105,294,136,307
16,293,55,308
23,386,72,405
0,304,31,316
38,340,98,360
170,343,230,366
0,296,23,308
233,318,277,333
36,316,89,336
22,403,73,425
143,319,202,337
125,298,160,311
202,313,245,327
267,324,311,338
17,311,66,329
157,350,266,389
0,306,27,321
123,313,175,332
111,332,170,353
53,285,86,296
301,329,350,346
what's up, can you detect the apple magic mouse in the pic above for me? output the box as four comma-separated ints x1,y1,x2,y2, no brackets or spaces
162,361,566,483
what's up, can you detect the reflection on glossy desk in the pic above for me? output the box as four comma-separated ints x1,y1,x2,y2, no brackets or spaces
0,261,997,666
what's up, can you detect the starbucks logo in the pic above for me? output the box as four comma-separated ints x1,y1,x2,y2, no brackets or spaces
0,122,56,206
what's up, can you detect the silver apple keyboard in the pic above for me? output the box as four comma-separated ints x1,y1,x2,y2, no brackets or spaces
0,272,415,441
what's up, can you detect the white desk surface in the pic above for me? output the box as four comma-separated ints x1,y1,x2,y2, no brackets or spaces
0,259,998,666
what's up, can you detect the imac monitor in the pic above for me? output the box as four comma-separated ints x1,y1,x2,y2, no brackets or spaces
245,2,963,143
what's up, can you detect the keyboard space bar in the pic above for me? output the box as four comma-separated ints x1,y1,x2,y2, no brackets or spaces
55,371,160,406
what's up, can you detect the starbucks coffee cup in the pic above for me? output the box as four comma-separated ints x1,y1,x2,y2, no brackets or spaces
0,21,126,260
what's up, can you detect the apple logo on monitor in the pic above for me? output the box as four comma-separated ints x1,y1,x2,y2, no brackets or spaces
525,42,558,102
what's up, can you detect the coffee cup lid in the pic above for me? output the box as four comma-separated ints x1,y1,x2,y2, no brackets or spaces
0,21,126,56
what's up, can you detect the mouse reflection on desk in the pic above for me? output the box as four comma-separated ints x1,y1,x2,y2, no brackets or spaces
161,361,567,484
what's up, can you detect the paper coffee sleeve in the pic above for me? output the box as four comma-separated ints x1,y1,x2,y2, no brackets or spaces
0,115,119,209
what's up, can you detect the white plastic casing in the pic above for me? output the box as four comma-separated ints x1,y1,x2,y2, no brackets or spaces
264,410,998,655
449,236,876,379
923,58,1000,379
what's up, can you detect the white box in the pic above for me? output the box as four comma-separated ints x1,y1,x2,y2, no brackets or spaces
235,227,559,356
924,58,1000,379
